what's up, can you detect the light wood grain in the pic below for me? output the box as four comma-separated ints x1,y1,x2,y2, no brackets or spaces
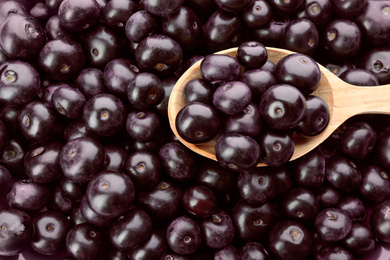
168,47,390,167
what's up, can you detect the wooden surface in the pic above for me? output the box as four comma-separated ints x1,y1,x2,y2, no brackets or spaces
168,47,390,167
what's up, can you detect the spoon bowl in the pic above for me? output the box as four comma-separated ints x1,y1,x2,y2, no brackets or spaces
168,47,390,167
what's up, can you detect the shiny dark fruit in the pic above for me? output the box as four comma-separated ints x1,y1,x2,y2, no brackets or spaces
52,85,86,119
24,141,63,183
337,196,366,222
199,209,235,249
161,6,202,50
7,179,49,211
60,137,105,183
295,95,330,137
342,222,375,256
83,93,126,137
184,79,214,104
202,9,246,52
341,121,377,160
125,10,158,43
374,126,390,172
0,13,46,60
274,53,321,95
339,68,379,86
241,0,273,29
321,19,361,59
135,34,183,77
57,0,101,32
214,245,239,260
316,184,342,208
237,41,267,69
0,0,27,25
290,149,326,189
124,150,161,189
331,0,367,18
128,229,168,260
29,2,50,23
259,84,306,130
158,142,197,181
272,165,293,197
237,168,275,206
109,207,153,251
103,58,139,98
42,82,68,104
38,37,86,81
176,102,220,144
86,171,135,218
315,208,352,242
258,130,294,167
268,219,312,260
231,199,278,241
102,0,139,31
0,165,12,196
75,68,107,99
63,117,97,142
31,210,72,255
137,180,184,220
280,18,319,55
127,72,165,110
224,102,263,137
182,185,217,218
0,138,26,177
166,216,201,255
360,46,390,84
45,15,73,40
215,133,260,171
200,53,241,84
142,0,184,17
252,16,289,47
49,181,73,213
212,81,252,115
296,0,333,27
66,223,105,260
0,60,41,106
0,208,33,256
239,242,271,260
126,110,161,142
60,177,86,203
268,0,305,14
240,69,276,102
314,245,354,260
18,100,61,143
369,199,390,243
359,164,390,203
325,155,361,193
80,196,113,227
281,187,319,223
215,0,254,12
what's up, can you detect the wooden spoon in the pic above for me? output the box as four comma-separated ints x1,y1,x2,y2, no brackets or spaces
168,47,390,167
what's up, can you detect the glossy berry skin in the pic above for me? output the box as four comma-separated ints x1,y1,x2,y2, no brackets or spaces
126,110,161,142
102,0,139,31
75,68,107,99
124,150,161,189
0,1,27,25
24,141,63,183
109,207,153,251
18,100,61,143
374,127,390,172
184,79,214,104
0,60,41,106
370,199,390,243
159,142,197,181
199,209,235,249
125,10,158,43
128,230,168,260
241,0,273,29
45,15,73,40
282,19,319,55
316,184,342,208
31,210,72,255
360,46,390,85
166,216,201,255
0,208,34,256
182,185,217,218
281,187,319,223
38,38,86,81
137,180,184,220
237,41,267,69
60,137,105,183
7,179,50,211
0,13,46,60
0,165,11,196
52,85,86,119
83,93,126,137
214,245,239,260
325,155,361,194
58,0,101,32
142,0,184,17
260,84,306,130
359,164,390,203
0,138,26,177
342,222,375,256
314,245,354,260
135,34,183,77
232,199,278,241
224,102,262,137
339,68,379,86
258,130,294,167
341,121,377,160
176,102,221,144
268,219,312,260
104,58,139,98
274,53,321,95
66,223,105,260
337,196,366,222
240,69,276,102
80,196,113,227
213,81,252,115
240,242,270,260
315,208,352,242
296,0,333,27
200,54,241,84
252,17,289,47
331,0,367,18
127,72,165,110
295,95,330,136
238,168,275,206
86,171,135,218
215,133,260,171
